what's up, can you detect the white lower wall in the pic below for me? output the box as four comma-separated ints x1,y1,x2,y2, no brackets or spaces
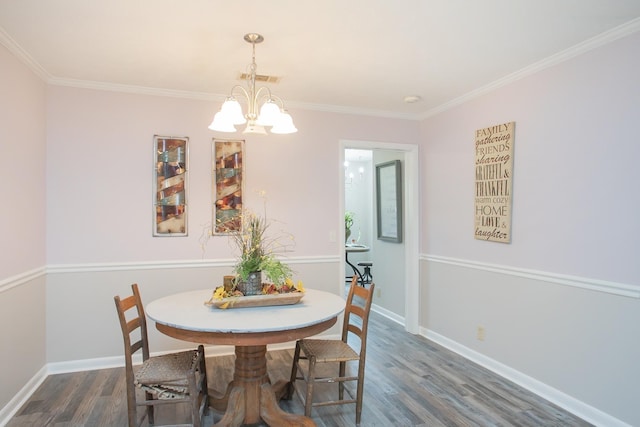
2,259,637,427
0,272,46,422
422,257,640,427
45,257,340,363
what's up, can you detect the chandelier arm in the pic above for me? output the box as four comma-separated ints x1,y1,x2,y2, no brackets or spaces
229,84,251,102
267,94,287,110
209,33,296,134
254,86,274,104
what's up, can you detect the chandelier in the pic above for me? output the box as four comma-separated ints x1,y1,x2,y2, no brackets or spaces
208,33,297,135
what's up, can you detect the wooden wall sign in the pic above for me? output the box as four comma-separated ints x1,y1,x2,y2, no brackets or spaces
474,122,514,243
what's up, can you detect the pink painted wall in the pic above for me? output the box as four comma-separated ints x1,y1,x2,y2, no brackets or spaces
45,86,419,264
0,44,46,278
421,31,640,284
0,42,47,417
419,31,640,426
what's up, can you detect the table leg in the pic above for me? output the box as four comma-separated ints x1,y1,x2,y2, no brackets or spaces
211,345,315,427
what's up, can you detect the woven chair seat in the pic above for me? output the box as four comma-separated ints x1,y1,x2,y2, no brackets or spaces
134,349,199,399
299,339,359,363
115,284,208,426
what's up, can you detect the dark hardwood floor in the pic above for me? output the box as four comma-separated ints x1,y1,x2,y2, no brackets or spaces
7,311,592,426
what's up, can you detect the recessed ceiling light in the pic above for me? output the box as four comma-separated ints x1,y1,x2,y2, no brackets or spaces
404,95,422,104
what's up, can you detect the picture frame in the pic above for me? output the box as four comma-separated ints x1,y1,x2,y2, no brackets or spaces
376,160,403,243
153,135,188,236
213,139,244,234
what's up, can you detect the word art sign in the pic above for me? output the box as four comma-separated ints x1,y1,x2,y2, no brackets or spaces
474,122,514,243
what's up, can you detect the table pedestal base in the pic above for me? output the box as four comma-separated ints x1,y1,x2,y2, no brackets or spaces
211,345,315,427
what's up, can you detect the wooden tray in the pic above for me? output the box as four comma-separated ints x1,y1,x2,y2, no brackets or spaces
204,292,304,309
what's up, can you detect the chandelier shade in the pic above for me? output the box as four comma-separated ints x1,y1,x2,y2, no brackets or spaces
208,33,297,135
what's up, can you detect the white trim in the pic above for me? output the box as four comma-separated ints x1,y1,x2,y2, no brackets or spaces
0,267,46,294
2,336,340,426
0,26,50,81
339,140,421,335
420,17,640,119
47,77,422,120
371,304,404,327
4,18,637,122
46,255,338,274
0,365,47,427
45,334,341,376
423,329,631,427
424,254,640,299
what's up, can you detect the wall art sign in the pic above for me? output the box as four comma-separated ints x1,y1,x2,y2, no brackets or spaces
474,121,514,243
153,135,188,236
376,160,403,243
213,139,244,234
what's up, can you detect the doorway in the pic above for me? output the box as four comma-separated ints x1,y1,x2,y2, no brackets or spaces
339,140,419,334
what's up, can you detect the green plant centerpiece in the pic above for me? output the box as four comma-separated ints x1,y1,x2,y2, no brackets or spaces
345,211,355,243
234,213,291,292
212,207,304,301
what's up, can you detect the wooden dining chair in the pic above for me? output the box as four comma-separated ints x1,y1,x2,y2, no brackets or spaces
114,283,209,427
288,276,375,425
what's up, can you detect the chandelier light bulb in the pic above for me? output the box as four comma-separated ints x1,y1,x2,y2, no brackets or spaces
208,111,236,132
256,100,281,126
220,98,246,125
270,110,297,134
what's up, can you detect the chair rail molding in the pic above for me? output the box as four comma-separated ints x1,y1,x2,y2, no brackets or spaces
423,254,639,299
0,266,46,294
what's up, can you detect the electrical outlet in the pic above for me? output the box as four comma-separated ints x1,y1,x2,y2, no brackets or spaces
376,289,381,298
477,326,485,341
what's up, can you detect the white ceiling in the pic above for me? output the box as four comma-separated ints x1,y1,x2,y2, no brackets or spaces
1,1,639,119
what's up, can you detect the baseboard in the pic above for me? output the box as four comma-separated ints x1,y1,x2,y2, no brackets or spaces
0,365,47,427
372,303,405,326
1,335,342,426
423,328,631,427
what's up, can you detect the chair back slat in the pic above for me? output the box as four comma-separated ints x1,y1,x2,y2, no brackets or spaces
114,283,150,362
125,317,141,334
342,277,375,350
130,340,144,355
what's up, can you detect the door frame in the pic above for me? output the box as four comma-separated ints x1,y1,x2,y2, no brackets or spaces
339,140,419,334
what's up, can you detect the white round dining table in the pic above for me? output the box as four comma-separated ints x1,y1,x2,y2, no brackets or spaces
145,288,345,427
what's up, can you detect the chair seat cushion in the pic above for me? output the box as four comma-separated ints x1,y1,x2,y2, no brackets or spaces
300,339,359,363
134,349,199,399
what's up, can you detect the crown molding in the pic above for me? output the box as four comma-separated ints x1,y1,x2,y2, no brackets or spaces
0,26,50,81
2,18,639,122
420,17,640,120
47,76,227,102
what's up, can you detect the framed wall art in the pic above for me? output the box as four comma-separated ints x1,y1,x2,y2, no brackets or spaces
153,135,188,236
213,139,244,234
376,160,403,243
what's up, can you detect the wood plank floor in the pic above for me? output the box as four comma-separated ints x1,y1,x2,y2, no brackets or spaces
7,311,592,426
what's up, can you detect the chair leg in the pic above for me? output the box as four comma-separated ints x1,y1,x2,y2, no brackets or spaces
304,355,317,417
198,346,209,412
355,364,366,426
124,380,137,427
338,361,346,400
145,391,155,426
189,373,200,427
287,341,301,400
